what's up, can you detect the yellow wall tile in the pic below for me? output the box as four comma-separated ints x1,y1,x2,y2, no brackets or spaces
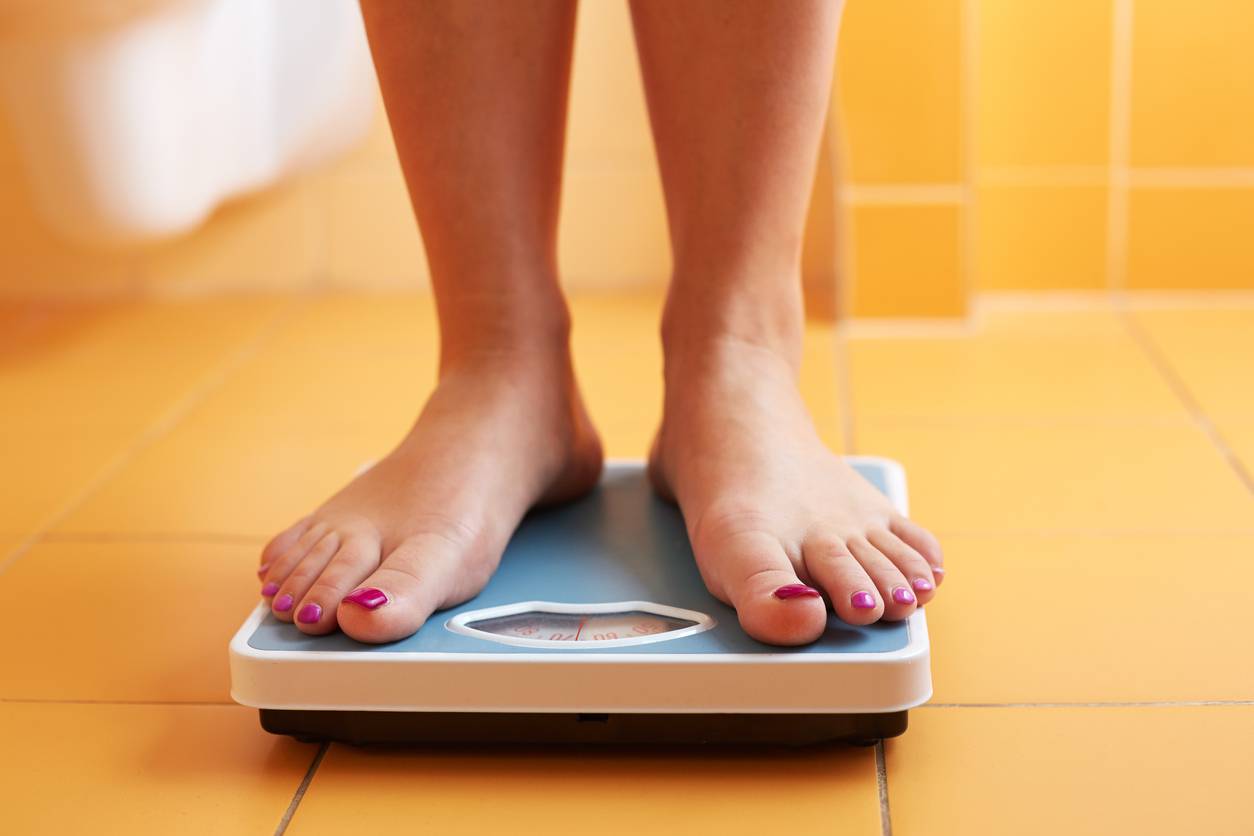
559,167,670,289
975,185,1107,289
1131,0,1254,166
565,0,655,170
1127,188,1254,289
320,164,429,291
888,707,1254,836
836,0,962,183
849,203,965,317
0,703,312,835
140,179,321,294
296,744,879,836
977,0,1111,166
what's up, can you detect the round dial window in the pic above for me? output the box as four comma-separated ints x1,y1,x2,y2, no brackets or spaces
446,601,715,649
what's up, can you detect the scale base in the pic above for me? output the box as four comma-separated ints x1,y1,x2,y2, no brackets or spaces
260,709,908,747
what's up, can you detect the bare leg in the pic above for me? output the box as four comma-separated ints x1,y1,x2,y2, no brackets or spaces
256,1,602,643
631,0,943,644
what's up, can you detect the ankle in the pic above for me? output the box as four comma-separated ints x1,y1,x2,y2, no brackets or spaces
437,285,572,373
660,272,804,371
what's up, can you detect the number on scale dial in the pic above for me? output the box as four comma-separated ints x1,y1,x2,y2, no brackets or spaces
466,610,696,643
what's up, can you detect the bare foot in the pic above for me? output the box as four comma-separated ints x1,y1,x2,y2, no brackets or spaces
257,316,602,643
650,313,944,646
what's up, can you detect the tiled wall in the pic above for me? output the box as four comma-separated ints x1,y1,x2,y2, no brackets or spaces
2,1,1252,313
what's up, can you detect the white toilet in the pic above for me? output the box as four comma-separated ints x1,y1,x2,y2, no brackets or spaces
0,0,377,244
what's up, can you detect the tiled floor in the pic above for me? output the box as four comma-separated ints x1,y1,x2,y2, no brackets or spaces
1,293,1252,834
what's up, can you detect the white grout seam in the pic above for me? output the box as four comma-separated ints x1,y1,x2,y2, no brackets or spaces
875,740,893,836
274,742,329,836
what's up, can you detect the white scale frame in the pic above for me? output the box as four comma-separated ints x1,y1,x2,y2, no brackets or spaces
230,456,932,716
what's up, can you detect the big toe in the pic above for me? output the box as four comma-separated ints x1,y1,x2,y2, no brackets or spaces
698,530,828,646
337,533,487,644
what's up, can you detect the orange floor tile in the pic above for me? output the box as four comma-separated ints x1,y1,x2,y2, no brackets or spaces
0,703,315,835
1,291,1250,833
887,706,1254,836
292,744,879,836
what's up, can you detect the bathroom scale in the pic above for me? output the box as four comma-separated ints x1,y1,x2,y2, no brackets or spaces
230,458,932,746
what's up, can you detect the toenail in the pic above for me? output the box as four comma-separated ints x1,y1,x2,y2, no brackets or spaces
774,583,822,600
851,591,877,609
297,603,322,624
912,577,934,592
261,582,279,597
343,587,389,610
892,586,916,605
273,593,293,612
257,564,269,578
933,567,945,581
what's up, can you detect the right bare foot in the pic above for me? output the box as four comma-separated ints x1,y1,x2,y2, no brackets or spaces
256,310,602,643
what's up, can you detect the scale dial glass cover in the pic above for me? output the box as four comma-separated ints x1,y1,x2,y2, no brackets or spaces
446,601,715,649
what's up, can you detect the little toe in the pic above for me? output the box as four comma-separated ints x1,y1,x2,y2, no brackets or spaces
868,528,937,605
292,534,382,635
698,530,827,646
890,515,944,584
848,537,917,621
336,533,474,644
802,535,884,625
270,532,340,622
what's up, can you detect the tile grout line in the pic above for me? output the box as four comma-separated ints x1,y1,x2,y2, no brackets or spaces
1105,0,1134,296
0,297,310,578
959,0,978,316
1120,310,1254,495
874,741,893,836
274,742,329,836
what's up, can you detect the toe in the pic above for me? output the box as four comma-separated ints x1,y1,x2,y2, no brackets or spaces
801,534,884,625
696,529,827,646
270,532,340,622
890,515,944,584
292,534,382,635
848,537,917,621
868,528,937,605
259,521,327,600
337,532,483,644
258,516,312,579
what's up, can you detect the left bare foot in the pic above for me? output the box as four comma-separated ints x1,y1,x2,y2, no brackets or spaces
649,304,944,646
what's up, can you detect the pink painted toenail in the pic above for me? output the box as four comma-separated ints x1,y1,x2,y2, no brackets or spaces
261,582,279,597
933,567,945,580
297,603,322,624
343,587,388,610
257,564,269,578
892,586,916,605
273,593,293,612
912,578,934,592
851,591,876,609
774,583,822,600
